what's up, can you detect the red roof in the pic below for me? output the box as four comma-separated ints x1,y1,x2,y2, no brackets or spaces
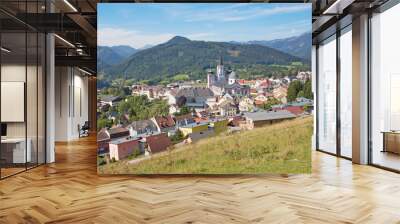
194,117,209,123
154,115,175,128
146,133,172,154
280,106,304,116
255,100,265,105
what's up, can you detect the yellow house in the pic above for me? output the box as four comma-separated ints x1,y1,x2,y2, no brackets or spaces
179,123,209,137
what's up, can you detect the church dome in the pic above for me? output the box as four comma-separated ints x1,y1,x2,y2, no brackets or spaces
229,71,236,79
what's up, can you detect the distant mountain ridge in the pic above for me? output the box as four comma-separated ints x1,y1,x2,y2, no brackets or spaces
101,36,308,81
247,32,311,60
97,45,138,72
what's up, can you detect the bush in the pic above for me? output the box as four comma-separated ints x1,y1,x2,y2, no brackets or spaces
170,129,185,143
127,148,141,160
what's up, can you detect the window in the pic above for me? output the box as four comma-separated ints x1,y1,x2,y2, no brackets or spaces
0,1,46,179
370,3,400,171
339,26,352,158
317,35,337,154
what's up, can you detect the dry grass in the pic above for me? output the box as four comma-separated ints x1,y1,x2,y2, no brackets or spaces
98,116,313,174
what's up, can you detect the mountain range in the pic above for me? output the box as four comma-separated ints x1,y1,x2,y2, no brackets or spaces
246,32,311,61
97,45,138,68
98,32,311,81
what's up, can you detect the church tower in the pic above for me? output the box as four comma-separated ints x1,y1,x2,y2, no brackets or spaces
216,55,225,82
207,69,214,88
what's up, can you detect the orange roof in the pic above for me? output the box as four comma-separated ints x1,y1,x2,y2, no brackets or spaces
194,117,209,123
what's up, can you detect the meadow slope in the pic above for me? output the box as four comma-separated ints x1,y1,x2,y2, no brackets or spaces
98,116,313,174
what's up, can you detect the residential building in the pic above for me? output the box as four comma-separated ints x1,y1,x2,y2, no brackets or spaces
273,86,288,104
127,120,159,137
152,115,176,133
97,128,111,154
238,97,255,112
243,110,296,129
99,95,123,107
109,137,140,161
166,87,214,108
174,114,195,127
179,122,209,137
143,133,172,155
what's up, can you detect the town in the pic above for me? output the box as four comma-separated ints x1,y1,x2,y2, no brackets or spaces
97,57,313,166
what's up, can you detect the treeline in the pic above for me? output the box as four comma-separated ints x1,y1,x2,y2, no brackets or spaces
97,95,169,130
287,79,313,102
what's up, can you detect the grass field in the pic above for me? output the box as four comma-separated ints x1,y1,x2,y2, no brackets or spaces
98,116,313,174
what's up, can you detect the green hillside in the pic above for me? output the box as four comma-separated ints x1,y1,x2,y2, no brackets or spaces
102,36,309,82
98,117,312,174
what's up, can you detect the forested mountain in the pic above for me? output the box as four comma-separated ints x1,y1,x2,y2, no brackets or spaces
97,45,138,72
102,36,308,82
247,32,311,60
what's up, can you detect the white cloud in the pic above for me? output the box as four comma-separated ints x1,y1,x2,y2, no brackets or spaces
184,4,310,22
98,28,175,48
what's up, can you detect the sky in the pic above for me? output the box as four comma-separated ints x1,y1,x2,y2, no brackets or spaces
98,3,311,49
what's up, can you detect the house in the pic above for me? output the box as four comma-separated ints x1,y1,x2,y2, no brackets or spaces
108,127,130,139
109,137,140,161
152,115,176,133
273,86,288,104
132,85,167,100
224,82,250,97
255,79,271,90
96,127,130,155
239,97,255,112
99,95,123,107
228,116,246,127
254,94,269,104
279,106,305,116
127,120,159,137
174,114,195,127
296,71,311,82
179,122,209,137
218,101,237,117
166,87,214,107
238,79,256,87
194,117,209,123
97,128,110,154
143,133,172,155
243,110,296,129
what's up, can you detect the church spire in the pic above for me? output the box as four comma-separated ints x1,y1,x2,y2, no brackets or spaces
219,55,223,66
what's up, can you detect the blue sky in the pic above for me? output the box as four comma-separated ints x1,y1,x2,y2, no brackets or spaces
98,3,311,49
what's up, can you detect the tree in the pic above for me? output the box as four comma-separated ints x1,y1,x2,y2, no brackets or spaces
97,118,113,131
260,97,281,110
170,129,185,143
174,106,191,116
117,95,169,122
287,80,303,102
297,90,305,98
303,79,313,99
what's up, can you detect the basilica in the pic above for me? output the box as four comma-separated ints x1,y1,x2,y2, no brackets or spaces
207,56,250,97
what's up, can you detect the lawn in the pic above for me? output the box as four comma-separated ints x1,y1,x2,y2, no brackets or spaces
98,116,313,174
